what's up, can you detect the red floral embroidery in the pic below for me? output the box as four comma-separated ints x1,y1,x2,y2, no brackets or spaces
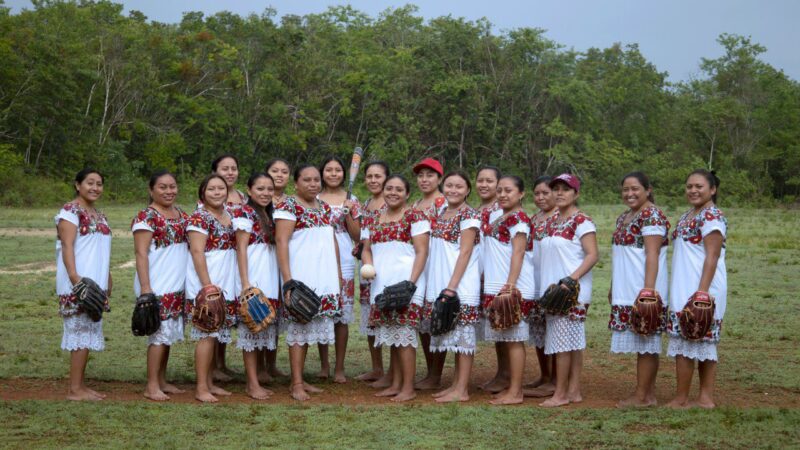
612,206,670,249
370,302,422,328
158,291,185,320
187,209,235,252
283,293,342,321
481,210,531,244
231,204,274,245
430,207,480,244
667,310,722,342
545,211,594,241
608,304,666,332
368,209,427,244
61,202,111,236
672,206,727,248
359,282,371,305
58,292,110,317
275,197,332,230
131,207,188,249
342,278,356,298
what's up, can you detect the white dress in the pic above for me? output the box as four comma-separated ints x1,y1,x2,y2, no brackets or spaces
481,209,535,342
323,195,358,325
185,208,238,344
667,206,728,362
475,203,499,342
231,204,279,351
427,206,482,354
131,206,190,346
527,210,557,348
363,208,430,348
609,206,670,355
414,196,447,334
274,197,342,346
358,201,384,336
55,203,112,351
539,211,596,355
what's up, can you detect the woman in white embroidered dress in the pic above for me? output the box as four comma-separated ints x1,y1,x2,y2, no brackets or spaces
362,175,430,402
539,174,599,408
132,170,189,401
608,172,670,407
274,164,343,401
427,171,481,403
233,173,280,400
481,175,534,405
666,169,727,409
56,168,112,401
316,155,361,383
186,174,238,403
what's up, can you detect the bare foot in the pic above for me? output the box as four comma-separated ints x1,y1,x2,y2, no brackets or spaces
414,376,442,390
480,377,509,393
290,384,310,401
257,371,273,384
369,374,392,389
540,396,570,408
390,391,417,402
490,393,524,405
691,399,716,409
666,398,691,409
617,395,657,408
144,388,170,401
212,369,233,383
247,385,273,400
375,386,401,397
317,367,330,380
491,389,508,399
303,382,324,393
209,385,232,396
435,391,469,403
333,372,348,384
160,383,185,394
523,386,555,398
67,388,102,401
195,391,218,403
86,387,107,399
355,369,383,382
568,393,583,404
432,386,455,398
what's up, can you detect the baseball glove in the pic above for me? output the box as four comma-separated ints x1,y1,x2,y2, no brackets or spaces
539,277,580,315
630,288,664,336
192,284,226,333
283,279,321,324
375,280,416,311
488,285,522,330
239,286,277,333
430,289,461,336
131,293,161,336
679,291,716,340
72,277,107,322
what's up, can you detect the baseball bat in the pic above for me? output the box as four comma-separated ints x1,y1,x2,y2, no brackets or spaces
343,146,364,214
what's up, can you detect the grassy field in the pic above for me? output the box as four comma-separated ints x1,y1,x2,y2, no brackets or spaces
0,203,798,449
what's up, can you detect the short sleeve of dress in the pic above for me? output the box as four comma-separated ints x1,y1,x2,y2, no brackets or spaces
410,216,431,237
701,218,726,238
641,225,666,237
641,207,669,237
231,205,254,233
131,209,154,233
460,209,480,231
575,220,597,239
186,212,210,236
55,205,79,227
361,228,370,241
509,222,530,238
273,200,297,222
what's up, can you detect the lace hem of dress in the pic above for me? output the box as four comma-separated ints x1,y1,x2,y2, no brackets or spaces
375,324,418,348
610,330,661,355
544,314,585,355
359,305,377,336
483,319,530,342
285,317,335,346
61,314,104,351
430,324,476,354
190,325,233,344
667,335,718,361
236,323,277,351
334,303,355,325
147,318,184,346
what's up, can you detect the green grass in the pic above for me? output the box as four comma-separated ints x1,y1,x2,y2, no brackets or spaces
0,204,799,448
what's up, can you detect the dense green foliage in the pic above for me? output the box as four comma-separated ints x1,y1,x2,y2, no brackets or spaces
1,1,798,205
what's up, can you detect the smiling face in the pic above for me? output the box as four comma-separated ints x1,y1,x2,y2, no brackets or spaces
416,168,441,195
533,182,555,213
476,169,499,202
267,161,290,190
685,174,715,208
383,177,409,209
150,174,178,208
248,176,274,208
497,178,523,211
621,176,651,211
75,173,104,205
215,157,239,188
202,177,228,209
551,181,578,208
322,160,345,189
443,175,469,208
295,167,321,202
365,165,387,195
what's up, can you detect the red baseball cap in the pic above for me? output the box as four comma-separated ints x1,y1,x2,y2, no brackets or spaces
413,158,443,176
549,173,581,192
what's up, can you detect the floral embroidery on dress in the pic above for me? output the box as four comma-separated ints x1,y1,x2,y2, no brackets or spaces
158,291,186,320
481,294,536,317
342,278,355,298
368,208,427,244
369,303,422,328
62,202,111,236
131,207,188,249
667,310,722,342
457,304,481,326
531,211,558,241
328,197,360,235
59,292,110,317
275,197,332,230
672,206,727,247
612,205,670,248
608,304,666,332
545,211,593,241
187,209,235,251
283,293,342,321
231,204,274,245
430,206,480,244
480,210,531,244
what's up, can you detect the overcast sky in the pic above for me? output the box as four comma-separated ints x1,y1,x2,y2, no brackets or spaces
6,0,799,82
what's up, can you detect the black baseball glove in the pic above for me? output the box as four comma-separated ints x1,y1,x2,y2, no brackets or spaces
283,279,322,324
430,289,461,336
375,280,416,311
131,293,161,336
72,277,107,322
539,277,580,315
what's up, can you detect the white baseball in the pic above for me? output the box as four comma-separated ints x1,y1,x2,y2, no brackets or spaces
360,264,376,280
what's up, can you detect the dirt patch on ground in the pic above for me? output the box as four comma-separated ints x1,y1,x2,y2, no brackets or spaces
0,228,133,238
0,259,135,274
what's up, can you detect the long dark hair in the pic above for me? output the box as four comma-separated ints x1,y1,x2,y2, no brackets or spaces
533,175,552,189
687,169,721,203
621,171,655,203
74,168,103,195
246,172,275,237
147,170,177,204
319,155,346,189
499,175,525,193
197,174,228,203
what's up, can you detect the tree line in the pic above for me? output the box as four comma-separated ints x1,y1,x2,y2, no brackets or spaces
1,1,798,205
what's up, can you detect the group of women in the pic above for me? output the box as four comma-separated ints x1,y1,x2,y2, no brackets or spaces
55,155,727,409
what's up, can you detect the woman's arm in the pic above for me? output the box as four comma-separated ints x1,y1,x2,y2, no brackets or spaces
409,233,430,284
133,230,154,293
361,240,374,266
343,199,361,241
57,220,81,285
642,235,662,290
445,228,477,292
235,230,251,290
698,231,723,292
569,232,599,281
188,231,212,286
505,233,526,286
275,219,295,281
